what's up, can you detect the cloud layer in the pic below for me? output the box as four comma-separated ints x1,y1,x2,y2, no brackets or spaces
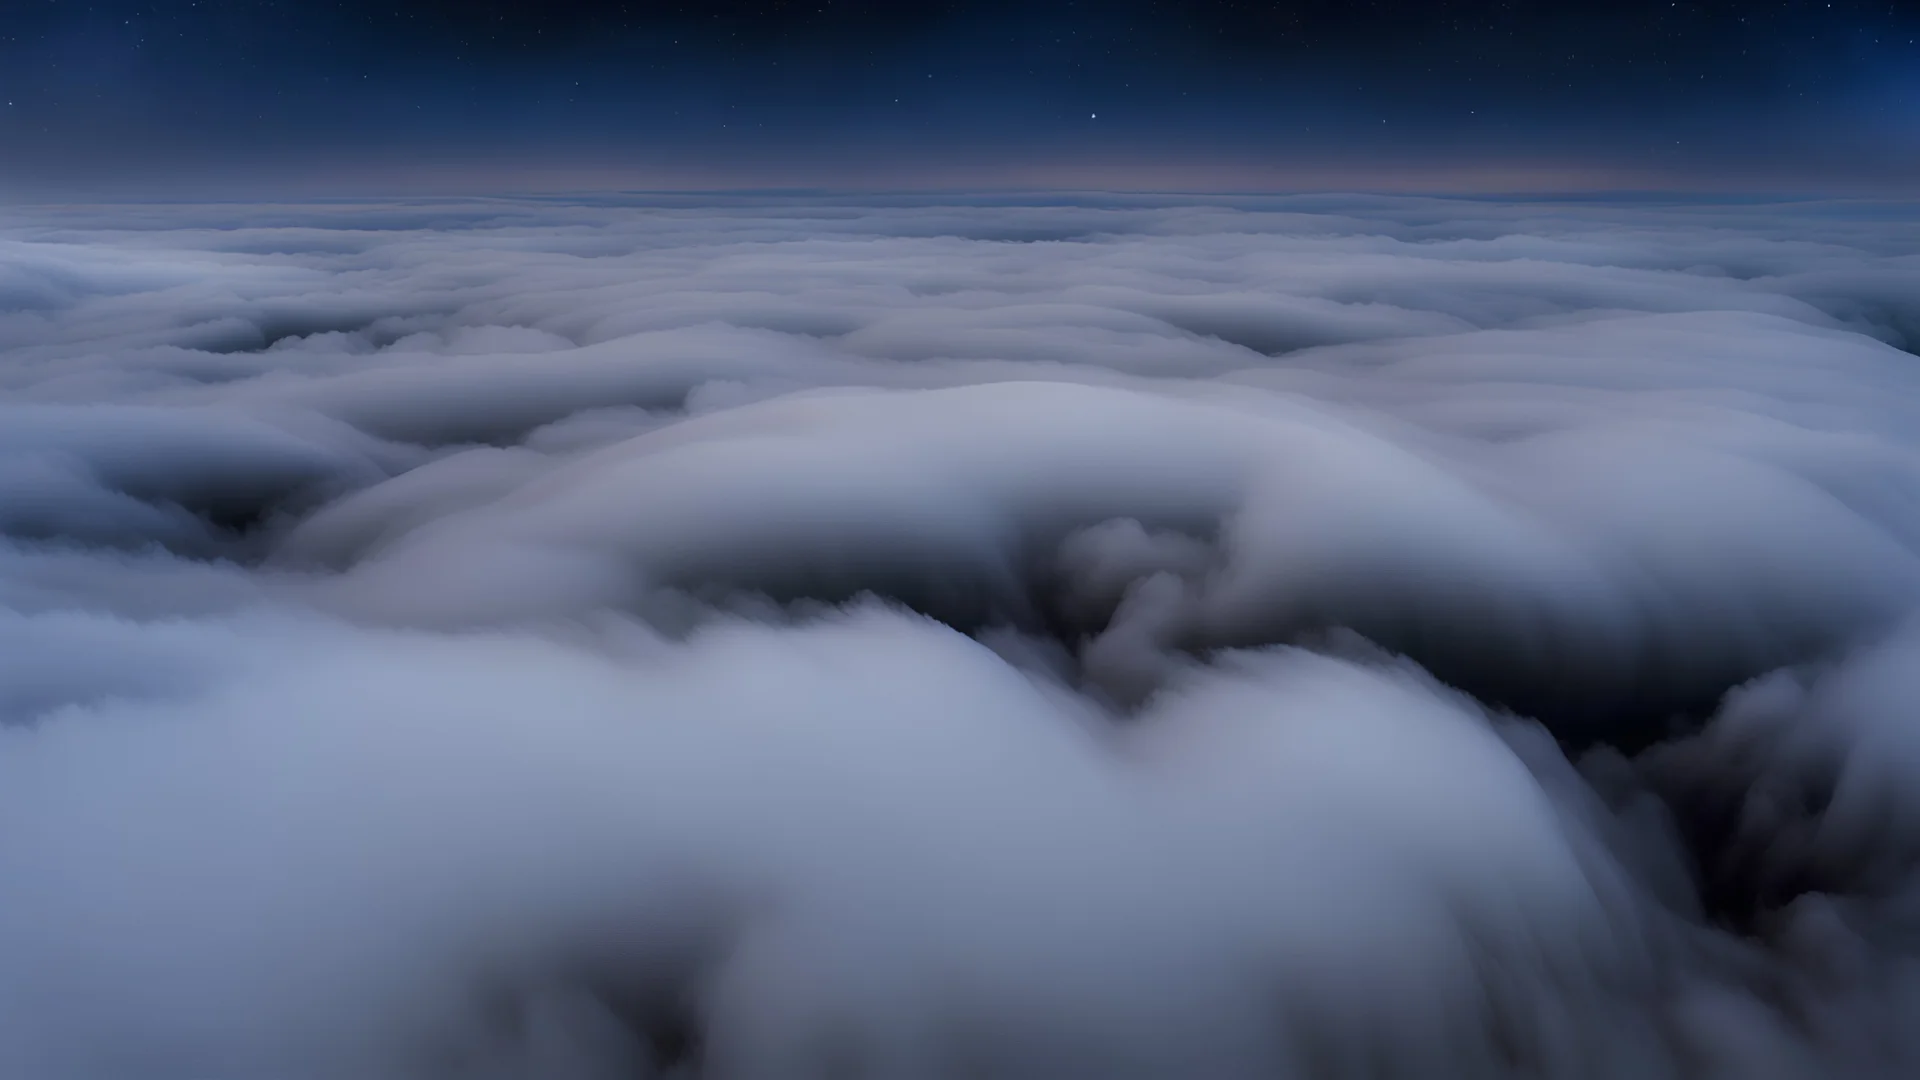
4,193,1920,1078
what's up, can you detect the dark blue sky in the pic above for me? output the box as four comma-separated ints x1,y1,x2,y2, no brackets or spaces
1,1,1916,193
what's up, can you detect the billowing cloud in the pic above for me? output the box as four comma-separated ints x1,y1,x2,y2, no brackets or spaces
4,193,1920,1078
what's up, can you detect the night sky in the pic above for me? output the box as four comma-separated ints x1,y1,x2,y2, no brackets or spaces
1,1,1917,193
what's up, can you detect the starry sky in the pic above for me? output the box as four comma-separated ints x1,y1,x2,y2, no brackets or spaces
1,0,1916,194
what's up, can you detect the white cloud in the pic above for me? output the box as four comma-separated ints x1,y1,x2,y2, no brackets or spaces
3,193,1920,1077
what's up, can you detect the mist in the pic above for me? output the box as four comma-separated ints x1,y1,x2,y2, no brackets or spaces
5,193,1920,1078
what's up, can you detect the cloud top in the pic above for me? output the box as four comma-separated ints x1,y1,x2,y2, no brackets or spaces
4,193,1920,1078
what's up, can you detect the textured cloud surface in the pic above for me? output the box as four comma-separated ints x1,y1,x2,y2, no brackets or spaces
4,193,1920,1078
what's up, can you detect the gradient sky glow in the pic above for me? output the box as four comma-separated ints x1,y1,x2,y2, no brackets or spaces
1,1,1917,194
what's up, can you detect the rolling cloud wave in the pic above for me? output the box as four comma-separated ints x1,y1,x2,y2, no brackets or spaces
4,194,1920,1078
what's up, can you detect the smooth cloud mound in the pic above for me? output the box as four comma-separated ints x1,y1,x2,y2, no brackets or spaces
4,193,1920,1078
